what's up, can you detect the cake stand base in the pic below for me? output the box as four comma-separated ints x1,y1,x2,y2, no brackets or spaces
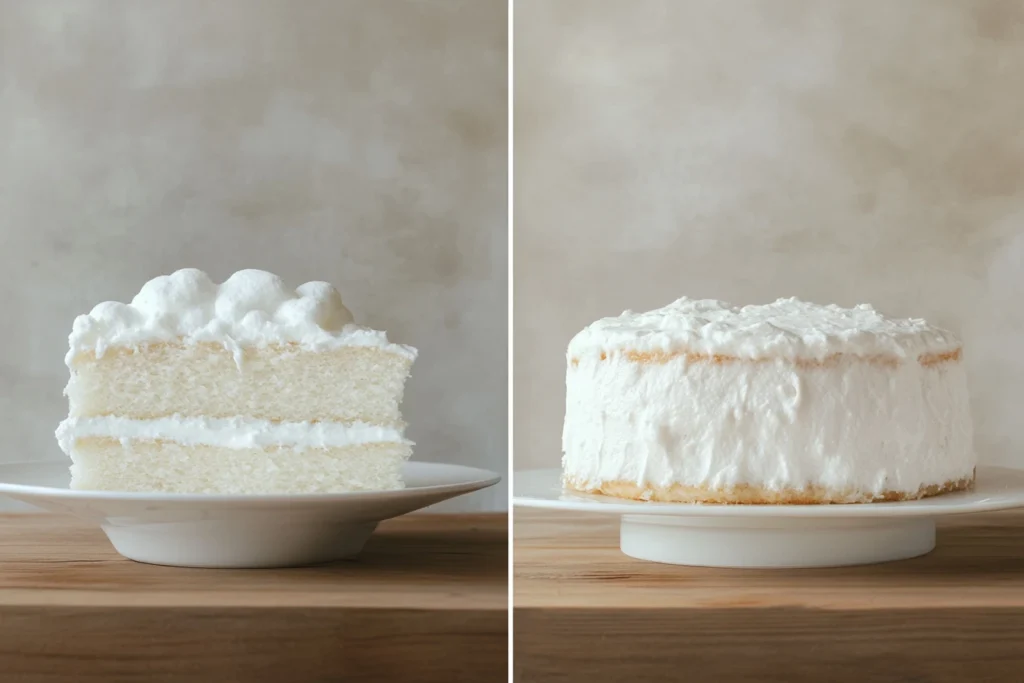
619,514,936,568
103,520,379,568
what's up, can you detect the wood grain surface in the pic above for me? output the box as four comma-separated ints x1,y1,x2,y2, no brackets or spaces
0,513,507,683
514,508,1024,683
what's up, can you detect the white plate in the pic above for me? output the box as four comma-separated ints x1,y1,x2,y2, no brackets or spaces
0,460,501,568
514,466,1024,568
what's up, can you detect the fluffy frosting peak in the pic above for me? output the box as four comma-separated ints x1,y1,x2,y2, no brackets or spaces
568,296,961,361
68,269,415,364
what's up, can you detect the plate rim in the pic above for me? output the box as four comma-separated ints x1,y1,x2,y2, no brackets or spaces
513,466,1024,518
0,459,502,503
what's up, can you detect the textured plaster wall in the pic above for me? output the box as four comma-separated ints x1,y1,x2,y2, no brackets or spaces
0,0,508,510
515,0,1024,470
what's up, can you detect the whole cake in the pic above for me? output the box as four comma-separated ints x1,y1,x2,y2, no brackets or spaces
57,268,416,494
562,297,975,504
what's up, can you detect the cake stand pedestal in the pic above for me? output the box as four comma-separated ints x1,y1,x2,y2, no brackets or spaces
513,466,1024,569
0,460,500,568
102,519,379,568
620,514,935,568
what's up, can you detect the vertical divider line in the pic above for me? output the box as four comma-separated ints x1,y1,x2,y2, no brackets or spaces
506,0,515,680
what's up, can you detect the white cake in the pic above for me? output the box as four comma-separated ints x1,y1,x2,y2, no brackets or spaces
562,297,975,504
57,268,417,494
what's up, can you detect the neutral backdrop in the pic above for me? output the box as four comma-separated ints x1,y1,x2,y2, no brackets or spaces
0,0,507,511
515,0,1024,471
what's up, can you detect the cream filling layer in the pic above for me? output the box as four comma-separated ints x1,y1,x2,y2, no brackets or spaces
57,416,410,452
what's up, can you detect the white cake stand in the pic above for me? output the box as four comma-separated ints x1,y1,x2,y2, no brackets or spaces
514,466,1024,568
0,461,501,568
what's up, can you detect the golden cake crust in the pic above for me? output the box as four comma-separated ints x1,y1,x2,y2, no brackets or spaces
570,347,962,368
564,470,975,505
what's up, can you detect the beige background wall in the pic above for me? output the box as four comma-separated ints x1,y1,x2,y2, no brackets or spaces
515,0,1024,470
0,0,507,510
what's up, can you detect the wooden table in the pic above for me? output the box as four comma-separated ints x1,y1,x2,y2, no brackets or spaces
0,513,507,683
515,508,1024,683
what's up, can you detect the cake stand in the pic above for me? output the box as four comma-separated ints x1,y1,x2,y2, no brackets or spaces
513,466,1024,568
0,460,501,568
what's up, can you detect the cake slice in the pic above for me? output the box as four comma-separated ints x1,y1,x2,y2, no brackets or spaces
56,268,417,494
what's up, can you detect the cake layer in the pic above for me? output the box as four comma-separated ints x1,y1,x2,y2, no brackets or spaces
66,343,412,425
68,438,410,494
562,351,975,501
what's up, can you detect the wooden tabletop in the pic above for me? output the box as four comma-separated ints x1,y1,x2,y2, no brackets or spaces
0,512,507,683
515,508,1024,683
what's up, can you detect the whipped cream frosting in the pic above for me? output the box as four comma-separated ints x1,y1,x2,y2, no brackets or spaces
57,416,410,452
568,297,961,362
67,269,416,365
562,353,975,499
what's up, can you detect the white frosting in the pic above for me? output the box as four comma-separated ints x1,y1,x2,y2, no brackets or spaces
67,269,416,365
57,416,410,452
563,298,975,500
568,297,961,362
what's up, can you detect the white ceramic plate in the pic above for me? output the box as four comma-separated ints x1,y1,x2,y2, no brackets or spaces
0,460,501,568
514,466,1024,568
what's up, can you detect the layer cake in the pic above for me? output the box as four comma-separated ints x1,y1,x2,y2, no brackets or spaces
562,297,975,504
